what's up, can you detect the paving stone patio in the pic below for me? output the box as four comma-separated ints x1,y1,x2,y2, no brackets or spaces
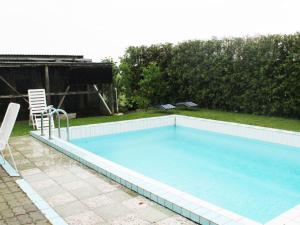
2,136,197,225
0,166,50,225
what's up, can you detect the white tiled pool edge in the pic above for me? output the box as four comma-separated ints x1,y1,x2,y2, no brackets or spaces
49,115,300,148
176,115,300,147
265,205,300,225
16,179,68,225
0,155,19,176
30,115,300,225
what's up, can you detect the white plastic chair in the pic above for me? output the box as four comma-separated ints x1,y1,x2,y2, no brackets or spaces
28,89,54,130
0,103,20,172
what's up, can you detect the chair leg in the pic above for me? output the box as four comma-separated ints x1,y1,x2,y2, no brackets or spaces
6,143,18,173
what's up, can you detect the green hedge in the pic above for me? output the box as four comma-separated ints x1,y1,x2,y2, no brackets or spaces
119,33,300,118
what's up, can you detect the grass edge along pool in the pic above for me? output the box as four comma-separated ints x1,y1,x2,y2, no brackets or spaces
30,115,300,225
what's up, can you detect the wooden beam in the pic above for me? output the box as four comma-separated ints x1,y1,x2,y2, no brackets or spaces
47,91,97,96
0,94,28,99
57,85,70,108
0,90,99,99
108,84,114,114
44,65,51,104
93,84,112,115
0,76,29,104
115,87,119,113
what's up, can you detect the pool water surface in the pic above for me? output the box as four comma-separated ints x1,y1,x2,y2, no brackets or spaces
71,125,300,223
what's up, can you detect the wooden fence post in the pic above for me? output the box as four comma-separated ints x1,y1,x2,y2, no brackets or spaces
44,65,51,104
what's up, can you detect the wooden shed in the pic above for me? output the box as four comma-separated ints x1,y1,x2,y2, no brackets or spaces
0,54,114,120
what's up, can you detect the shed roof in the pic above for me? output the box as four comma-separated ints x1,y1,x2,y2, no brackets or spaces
0,54,110,67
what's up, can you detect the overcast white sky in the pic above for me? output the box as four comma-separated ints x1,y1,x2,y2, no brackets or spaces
0,0,299,62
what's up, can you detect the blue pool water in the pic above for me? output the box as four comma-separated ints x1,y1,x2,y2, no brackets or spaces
71,125,300,223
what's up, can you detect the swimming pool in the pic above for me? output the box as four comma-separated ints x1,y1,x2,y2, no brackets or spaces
31,115,300,225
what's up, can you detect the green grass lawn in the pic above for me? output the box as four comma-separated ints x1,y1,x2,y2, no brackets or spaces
12,108,300,137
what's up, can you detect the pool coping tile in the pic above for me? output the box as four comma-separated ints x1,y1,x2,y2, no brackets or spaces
16,179,68,225
0,155,20,176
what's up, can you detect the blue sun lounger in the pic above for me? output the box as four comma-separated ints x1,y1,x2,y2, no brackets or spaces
176,102,198,107
160,104,176,110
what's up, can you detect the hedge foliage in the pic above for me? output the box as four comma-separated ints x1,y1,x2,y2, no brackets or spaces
119,33,300,118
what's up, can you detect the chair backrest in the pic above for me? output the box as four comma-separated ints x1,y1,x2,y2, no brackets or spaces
28,89,47,115
0,103,20,144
